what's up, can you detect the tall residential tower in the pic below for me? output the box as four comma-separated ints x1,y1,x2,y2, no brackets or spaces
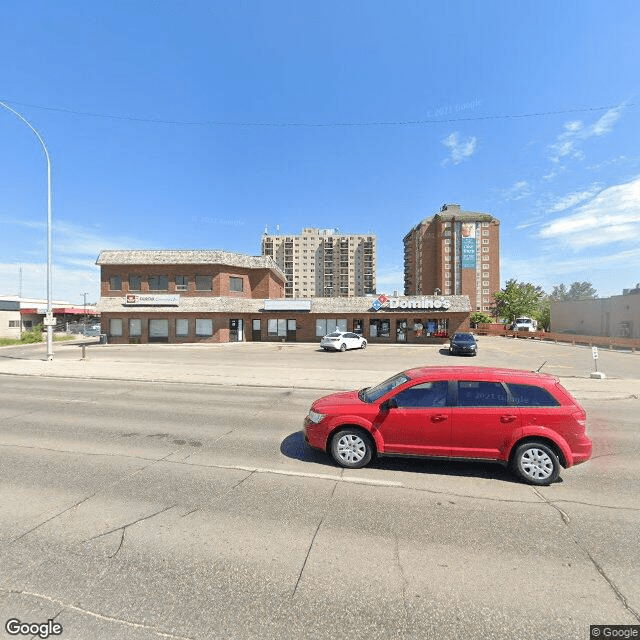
261,228,376,298
403,204,500,313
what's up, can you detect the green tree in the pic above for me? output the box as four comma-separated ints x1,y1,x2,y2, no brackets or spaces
535,296,552,332
551,281,598,300
470,311,493,327
492,279,544,324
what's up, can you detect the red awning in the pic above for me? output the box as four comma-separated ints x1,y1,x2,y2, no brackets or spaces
20,308,99,315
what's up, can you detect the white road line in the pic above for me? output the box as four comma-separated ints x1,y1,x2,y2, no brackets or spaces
229,464,404,487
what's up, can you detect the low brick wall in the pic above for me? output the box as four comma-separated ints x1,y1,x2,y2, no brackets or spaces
474,324,640,352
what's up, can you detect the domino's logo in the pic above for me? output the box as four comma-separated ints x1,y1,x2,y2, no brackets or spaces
371,294,388,311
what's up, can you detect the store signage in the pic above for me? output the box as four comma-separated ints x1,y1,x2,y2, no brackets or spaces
372,294,451,311
125,294,180,306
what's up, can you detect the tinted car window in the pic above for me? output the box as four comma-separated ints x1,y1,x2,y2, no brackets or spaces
508,383,560,407
393,381,448,408
457,381,507,407
361,373,410,403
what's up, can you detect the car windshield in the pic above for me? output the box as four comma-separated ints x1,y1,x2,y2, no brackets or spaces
326,332,342,337
453,334,474,341
515,318,531,324
359,372,410,403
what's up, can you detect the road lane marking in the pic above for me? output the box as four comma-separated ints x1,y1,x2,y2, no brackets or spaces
224,464,404,487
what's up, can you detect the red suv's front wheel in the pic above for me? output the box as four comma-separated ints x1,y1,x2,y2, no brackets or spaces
331,429,373,468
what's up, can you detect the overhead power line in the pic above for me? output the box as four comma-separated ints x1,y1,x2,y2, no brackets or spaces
0,98,631,128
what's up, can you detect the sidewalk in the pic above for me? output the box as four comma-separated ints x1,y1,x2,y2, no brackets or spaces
0,340,638,401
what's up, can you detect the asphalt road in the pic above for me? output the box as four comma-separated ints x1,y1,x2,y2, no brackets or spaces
0,374,638,640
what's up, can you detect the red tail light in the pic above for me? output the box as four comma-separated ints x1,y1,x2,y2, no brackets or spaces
573,407,587,431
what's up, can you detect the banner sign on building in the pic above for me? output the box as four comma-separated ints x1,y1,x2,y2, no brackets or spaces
125,294,180,306
461,222,476,269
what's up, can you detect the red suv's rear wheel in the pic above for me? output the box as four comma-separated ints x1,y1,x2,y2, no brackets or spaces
512,442,560,485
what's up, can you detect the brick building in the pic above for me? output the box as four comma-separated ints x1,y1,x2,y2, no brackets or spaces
403,204,500,313
96,249,471,344
261,227,376,298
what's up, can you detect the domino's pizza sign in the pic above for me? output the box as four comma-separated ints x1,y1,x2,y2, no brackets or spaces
371,294,451,311
371,294,388,311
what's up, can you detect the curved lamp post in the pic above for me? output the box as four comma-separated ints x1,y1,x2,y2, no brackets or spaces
0,101,53,360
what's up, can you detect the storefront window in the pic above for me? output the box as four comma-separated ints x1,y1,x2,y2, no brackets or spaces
396,319,408,342
176,319,189,337
109,318,123,336
369,319,390,338
411,318,449,337
195,319,213,336
129,319,142,337
316,319,347,337
352,319,364,334
149,319,169,338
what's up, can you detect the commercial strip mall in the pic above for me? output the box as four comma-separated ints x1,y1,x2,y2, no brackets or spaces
97,250,472,344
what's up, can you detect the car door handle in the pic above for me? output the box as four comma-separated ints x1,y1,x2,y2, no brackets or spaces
500,415,517,423
431,414,449,422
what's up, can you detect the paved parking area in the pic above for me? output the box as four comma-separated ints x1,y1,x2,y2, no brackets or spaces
1,336,638,400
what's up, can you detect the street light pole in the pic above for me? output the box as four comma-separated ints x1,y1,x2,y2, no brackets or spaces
0,101,54,360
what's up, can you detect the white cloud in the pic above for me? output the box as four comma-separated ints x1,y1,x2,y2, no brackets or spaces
539,176,640,248
548,105,625,164
548,183,602,213
502,180,532,201
0,261,99,304
592,106,623,135
501,247,640,297
586,155,635,171
0,217,151,302
441,132,477,165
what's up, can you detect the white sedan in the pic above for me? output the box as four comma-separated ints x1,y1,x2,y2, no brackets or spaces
320,331,367,351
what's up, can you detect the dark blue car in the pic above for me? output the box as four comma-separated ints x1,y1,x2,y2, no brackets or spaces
449,332,477,356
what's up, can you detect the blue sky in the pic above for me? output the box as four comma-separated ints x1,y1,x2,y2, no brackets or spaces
1,1,639,305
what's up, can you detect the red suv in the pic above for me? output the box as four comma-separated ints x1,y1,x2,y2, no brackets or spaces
303,366,592,485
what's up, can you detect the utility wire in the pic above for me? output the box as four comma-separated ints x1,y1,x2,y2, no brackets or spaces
0,98,631,128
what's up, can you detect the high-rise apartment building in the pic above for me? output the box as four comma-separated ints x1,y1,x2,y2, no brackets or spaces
261,228,376,298
403,204,500,313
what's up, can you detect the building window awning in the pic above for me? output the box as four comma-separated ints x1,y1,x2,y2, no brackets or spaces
263,300,312,311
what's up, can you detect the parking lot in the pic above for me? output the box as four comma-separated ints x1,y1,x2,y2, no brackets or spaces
0,337,638,639
1,335,639,396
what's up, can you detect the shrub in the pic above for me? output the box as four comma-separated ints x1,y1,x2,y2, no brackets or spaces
20,324,44,344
